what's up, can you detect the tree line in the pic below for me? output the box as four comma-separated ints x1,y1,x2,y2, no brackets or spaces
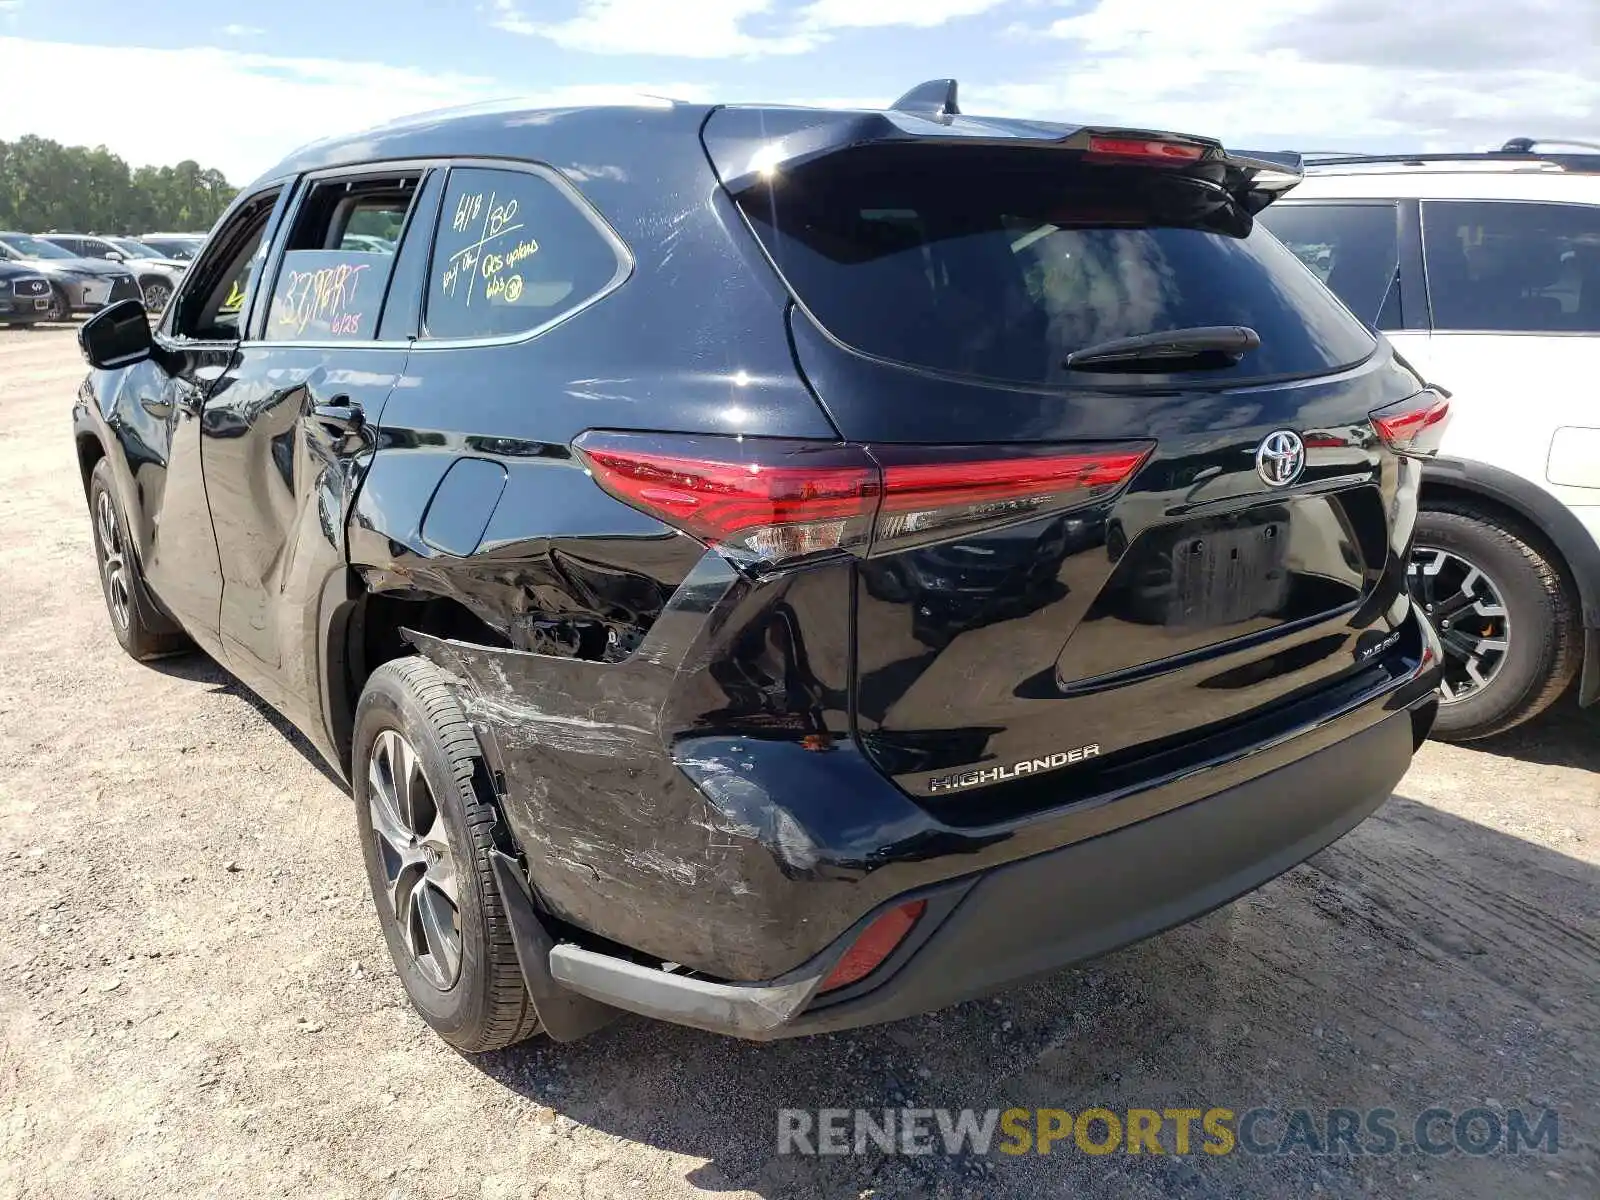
0,135,238,235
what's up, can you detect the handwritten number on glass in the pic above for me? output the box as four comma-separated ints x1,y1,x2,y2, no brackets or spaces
270,262,370,338
439,189,538,310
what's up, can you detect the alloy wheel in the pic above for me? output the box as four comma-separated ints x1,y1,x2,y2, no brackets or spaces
45,289,68,322
94,489,132,632
143,282,172,312
1408,546,1511,704
367,728,462,990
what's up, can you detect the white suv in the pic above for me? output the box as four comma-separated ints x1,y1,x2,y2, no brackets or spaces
1259,141,1600,739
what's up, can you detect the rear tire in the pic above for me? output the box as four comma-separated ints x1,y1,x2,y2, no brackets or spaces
88,458,190,661
1410,507,1579,740
353,657,542,1053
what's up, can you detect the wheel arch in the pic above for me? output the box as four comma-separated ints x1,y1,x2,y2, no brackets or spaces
75,428,106,496
320,572,514,780
1420,457,1600,706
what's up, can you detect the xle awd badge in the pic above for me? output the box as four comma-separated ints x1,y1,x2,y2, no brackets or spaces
928,744,1102,794
1256,430,1306,487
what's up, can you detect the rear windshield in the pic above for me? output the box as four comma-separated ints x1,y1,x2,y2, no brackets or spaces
735,146,1377,386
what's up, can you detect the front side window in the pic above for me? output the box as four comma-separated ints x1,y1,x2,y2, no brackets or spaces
736,145,1378,387
423,166,626,341
262,172,421,342
1423,200,1600,333
170,190,280,341
1258,203,1402,330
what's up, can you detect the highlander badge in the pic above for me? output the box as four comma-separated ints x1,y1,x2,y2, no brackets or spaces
928,744,1101,793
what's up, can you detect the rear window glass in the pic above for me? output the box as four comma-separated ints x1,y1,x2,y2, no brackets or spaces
423,166,626,341
1422,200,1600,333
1258,203,1403,331
736,147,1377,386
265,250,391,341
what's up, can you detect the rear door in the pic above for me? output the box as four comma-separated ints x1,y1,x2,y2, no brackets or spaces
201,165,439,733
1410,199,1600,508
724,140,1427,808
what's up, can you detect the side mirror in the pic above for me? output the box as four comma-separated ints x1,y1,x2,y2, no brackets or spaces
106,251,125,262
79,299,153,370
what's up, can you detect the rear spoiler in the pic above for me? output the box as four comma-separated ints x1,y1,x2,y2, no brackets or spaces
703,79,1304,214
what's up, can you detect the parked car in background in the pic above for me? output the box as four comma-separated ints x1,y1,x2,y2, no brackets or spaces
0,232,141,320
1260,139,1600,739
72,85,1442,1053
39,234,186,313
341,233,396,254
138,233,207,261
0,258,54,325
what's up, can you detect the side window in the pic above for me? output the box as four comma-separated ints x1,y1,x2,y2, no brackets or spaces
1258,203,1402,331
262,172,422,342
1423,201,1600,333
170,190,281,341
423,166,626,341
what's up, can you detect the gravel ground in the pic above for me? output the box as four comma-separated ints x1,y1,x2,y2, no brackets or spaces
0,323,1596,1200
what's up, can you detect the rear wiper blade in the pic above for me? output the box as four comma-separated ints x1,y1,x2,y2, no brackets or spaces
1065,325,1260,369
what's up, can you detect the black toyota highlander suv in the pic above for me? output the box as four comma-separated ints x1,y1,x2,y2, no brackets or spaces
71,81,1444,1051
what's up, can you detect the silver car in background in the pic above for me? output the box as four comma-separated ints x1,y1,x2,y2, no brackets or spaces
137,233,207,261
38,234,187,313
0,232,141,320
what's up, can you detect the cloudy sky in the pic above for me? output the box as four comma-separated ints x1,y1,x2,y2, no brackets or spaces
0,0,1595,183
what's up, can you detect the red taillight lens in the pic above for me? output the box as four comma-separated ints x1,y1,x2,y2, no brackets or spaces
573,433,880,564
574,432,1152,569
873,443,1153,553
821,899,926,992
1085,135,1206,164
1371,388,1450,457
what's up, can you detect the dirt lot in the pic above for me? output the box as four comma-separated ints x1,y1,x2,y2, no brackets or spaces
0,323,1596,1200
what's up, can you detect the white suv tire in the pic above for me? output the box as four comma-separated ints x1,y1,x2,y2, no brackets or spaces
1412,507,1582,739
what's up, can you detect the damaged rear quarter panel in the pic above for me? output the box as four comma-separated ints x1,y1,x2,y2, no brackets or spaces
403,556,857,979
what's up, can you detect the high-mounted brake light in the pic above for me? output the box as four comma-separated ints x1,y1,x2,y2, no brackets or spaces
1371,388,1450,457
1085,136,1206,165
574,432,1153,570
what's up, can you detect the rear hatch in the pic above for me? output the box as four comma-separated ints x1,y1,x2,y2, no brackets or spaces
704,110,1428,816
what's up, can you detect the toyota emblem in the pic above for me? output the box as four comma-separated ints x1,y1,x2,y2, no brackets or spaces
1255,430,1306,487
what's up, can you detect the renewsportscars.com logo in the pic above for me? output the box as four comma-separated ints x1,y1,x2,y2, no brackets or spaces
777,1106,1560,1158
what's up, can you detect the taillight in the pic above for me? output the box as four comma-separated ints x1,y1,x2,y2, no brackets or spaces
820,899,926,992
1085,135,1206,164
571,433,880,565
1371,388,1450,457
574,433,1152,569
872,443,1152,553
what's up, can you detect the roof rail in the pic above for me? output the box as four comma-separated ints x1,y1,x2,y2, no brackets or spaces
890,79,960,121
1302,149,1600,174
1501,137,1600,154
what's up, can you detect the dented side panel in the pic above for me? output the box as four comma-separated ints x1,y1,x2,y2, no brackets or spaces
349,447,706,656
401,557,876,980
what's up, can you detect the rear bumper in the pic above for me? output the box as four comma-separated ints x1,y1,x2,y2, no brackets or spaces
537,701,1427,1039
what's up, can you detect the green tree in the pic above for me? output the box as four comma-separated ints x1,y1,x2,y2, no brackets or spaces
0,135,236,234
